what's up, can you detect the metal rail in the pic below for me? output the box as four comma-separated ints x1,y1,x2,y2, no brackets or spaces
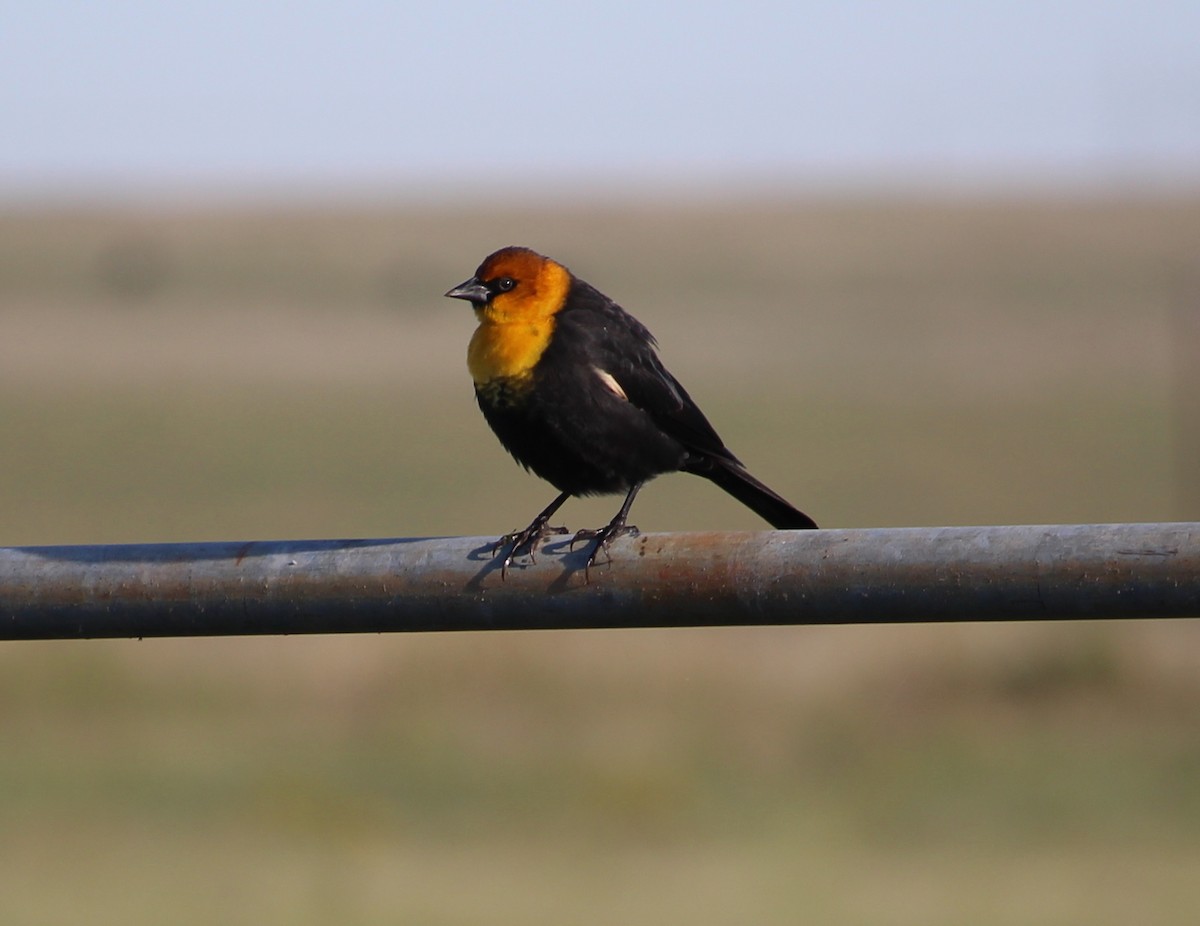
1,523,1198,640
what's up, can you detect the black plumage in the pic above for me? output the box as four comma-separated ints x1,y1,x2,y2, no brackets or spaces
446,246,816,576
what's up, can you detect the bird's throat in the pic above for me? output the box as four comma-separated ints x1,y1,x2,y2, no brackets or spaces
467,318,555,387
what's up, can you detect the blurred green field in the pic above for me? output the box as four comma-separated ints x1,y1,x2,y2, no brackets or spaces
2,196,1199,924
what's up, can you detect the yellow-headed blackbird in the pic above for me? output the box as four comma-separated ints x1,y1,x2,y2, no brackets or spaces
446,246,817,575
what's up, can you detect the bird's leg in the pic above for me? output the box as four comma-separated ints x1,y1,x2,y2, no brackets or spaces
494,491,571,578
571,483,642,580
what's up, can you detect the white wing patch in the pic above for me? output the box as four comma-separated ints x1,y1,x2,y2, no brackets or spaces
592,365,628,401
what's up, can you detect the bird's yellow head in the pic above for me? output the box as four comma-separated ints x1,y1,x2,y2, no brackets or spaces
444,246,572,325
447,247,574,387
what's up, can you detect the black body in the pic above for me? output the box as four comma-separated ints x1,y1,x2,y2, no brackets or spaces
476,277,817,531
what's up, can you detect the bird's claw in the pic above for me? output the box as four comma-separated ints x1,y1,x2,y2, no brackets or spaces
492,523,569,578
570,523,639,581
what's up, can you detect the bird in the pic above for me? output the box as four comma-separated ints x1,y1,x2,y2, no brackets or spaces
445,246,817,577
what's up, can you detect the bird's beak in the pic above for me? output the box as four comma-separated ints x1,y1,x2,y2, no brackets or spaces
444,277,490,304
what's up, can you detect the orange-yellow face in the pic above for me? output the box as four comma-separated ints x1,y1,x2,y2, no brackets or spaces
446,247,573,387
467,246,572,325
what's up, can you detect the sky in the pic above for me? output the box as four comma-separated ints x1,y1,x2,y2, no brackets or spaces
2,1,1199,201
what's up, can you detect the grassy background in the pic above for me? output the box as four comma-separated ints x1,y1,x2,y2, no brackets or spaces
1,196,1199,924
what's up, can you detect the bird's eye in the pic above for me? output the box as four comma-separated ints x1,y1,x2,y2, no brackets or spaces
495,276,517,292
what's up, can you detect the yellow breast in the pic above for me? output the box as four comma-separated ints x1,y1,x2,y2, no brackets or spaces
467,318,555,386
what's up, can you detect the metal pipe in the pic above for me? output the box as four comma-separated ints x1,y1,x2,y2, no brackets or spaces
1,523,1197,640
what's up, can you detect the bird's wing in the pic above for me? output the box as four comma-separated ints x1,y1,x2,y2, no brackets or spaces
557,285,741,464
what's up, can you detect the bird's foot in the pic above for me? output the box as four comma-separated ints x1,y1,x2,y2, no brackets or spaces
570,520,640,581
492,519,569,579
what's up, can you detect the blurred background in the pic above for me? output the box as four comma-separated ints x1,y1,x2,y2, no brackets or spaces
3,2,1200,923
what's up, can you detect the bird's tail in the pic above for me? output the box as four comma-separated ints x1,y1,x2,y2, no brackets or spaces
692,457,818,530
